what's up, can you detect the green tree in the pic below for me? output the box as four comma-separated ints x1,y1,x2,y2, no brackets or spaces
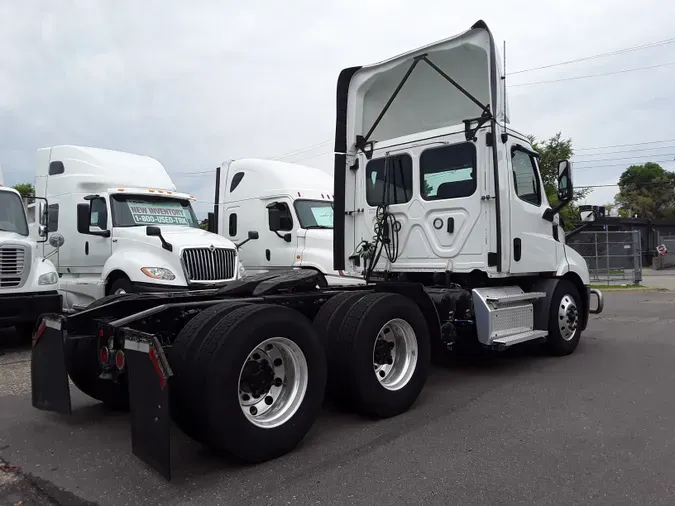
199,218,209,231
527,132,590,228
12,183,34,199
615,162,675,220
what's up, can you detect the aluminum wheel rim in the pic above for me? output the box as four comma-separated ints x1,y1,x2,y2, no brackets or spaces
558,294,579,341
115,288,127,294
238,336,308,429
372,318,418,391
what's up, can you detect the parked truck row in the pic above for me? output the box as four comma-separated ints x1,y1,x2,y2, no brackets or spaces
27,20,603,480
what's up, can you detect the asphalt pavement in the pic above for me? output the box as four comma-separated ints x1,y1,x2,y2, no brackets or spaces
1,290,675,505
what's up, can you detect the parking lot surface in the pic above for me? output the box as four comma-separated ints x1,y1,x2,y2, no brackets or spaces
1,290,675,505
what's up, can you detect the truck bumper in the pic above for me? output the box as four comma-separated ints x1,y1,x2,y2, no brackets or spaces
589,287,604,314
130,281,228,293
0,291,62,327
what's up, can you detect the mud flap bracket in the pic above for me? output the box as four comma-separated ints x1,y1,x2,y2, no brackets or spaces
123,329,173,480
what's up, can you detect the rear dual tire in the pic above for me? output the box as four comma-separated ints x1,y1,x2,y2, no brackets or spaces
170,304,327,463
313,292,431,418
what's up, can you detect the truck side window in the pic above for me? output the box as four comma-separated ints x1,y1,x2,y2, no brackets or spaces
48,204,59,232
229,213,237,236
230,172,245,192
90,198,108,229
420,143,476,200
366,154,413,206
511,149,542,207
49,161,65,175
269,203,293,231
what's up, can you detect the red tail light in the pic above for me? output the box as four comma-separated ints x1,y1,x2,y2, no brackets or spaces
100,346,109,365
115,350,125,371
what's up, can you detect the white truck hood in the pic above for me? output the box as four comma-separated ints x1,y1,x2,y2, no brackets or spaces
0,231,33,245
114,225,236,250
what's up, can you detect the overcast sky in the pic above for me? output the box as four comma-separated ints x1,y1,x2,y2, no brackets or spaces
1,0,674,217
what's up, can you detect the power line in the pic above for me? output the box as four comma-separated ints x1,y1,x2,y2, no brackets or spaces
574,154,675,164
575,138,675,152
508,35,675,75
509,61,675,87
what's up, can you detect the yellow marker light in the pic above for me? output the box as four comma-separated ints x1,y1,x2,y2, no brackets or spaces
117,188,125,192
149,189,155,193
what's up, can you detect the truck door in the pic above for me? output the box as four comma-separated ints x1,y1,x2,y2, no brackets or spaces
507,143,558,274
265,198,298,270
356,137,485,274
83,197,113,273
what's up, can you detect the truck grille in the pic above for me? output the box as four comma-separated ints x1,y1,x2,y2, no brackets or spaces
182,247,236,282
0,245,28,288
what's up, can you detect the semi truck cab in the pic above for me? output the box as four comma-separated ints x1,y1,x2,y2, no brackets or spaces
215,158,363,285
33,146,247,309
0,168,61,339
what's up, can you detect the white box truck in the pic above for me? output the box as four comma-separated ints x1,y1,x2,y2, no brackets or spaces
0,166,61,339
32,146,253,310
31,20,603,480
213,158,363,286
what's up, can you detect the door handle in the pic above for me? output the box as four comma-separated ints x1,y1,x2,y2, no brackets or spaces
85,241,89,256
513,238,521,261
447,218,454,233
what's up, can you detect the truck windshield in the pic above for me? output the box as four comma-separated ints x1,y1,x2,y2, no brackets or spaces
0,191,29,236
110,194,199,228
293,200,333,229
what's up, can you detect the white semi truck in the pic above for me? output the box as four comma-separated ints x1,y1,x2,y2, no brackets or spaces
212,158,363,285
0,166,61,339
31,145,253,310
30,20,603,480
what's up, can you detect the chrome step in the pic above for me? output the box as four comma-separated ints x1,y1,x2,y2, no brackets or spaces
492,329,548,347
486,291,546,306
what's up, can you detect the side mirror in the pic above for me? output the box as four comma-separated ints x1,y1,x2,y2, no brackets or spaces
235,230,259,249
557,160,574,202
77,203,91,234
146,225,161,237
282,232,292,243
49,233,65,249
268,207,282,232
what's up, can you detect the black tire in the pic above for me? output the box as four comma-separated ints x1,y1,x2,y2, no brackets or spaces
331,292,431,418
543,280,583,356
189,304,326,463
168,301,251,442
312,291,370,395
63,293,139,410
108,277,133,296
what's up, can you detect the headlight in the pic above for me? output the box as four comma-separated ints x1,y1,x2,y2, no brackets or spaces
141,267,176,280
237,261,247,279
38,271,58,285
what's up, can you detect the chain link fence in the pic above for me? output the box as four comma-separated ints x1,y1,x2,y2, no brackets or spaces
567,230,642,285
654,233,675,270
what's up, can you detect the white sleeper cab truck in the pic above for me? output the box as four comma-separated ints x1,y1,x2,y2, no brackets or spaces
33,145,250,310
31,20,603,480
214,158,362,285
0,166,61,339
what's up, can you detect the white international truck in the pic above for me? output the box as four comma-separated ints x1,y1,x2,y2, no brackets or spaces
0,166,61,339
30,20,603,480
212,158,363,285
31,145,253,310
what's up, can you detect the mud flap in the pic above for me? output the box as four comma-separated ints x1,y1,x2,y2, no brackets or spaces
123,329,173,480
31,315,72,414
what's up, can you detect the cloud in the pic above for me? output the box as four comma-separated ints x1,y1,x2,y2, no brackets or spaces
1,0,674,219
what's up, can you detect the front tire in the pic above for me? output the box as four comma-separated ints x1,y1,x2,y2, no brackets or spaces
544,280,582,356
108,277,133,296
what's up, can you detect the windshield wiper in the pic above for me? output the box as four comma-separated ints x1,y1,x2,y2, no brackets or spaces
304,225,332,229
